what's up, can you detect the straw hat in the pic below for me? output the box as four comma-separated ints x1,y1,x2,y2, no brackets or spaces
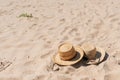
81,43,105,65
53,43,84,65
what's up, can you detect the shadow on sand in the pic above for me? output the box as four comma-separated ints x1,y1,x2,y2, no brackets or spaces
72,52,109,68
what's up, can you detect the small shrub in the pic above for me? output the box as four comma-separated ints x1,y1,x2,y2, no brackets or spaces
19,13,33,18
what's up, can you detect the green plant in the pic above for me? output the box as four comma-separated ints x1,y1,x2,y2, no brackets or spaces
19,13,33,18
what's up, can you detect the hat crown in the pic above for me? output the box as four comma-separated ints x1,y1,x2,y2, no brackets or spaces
58,43,76,61
82,43,96,60
59,43,72,53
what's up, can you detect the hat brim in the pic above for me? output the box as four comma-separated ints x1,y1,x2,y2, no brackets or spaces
52,46,84,66
86,47,105,65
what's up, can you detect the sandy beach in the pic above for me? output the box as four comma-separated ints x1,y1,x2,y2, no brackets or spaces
0,0,120,80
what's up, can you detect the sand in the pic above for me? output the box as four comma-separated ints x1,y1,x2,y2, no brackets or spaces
0,0,120,80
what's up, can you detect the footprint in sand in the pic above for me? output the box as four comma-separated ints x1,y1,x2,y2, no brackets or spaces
40,35,52,45
60,26,69,35
33,75,46,80
74,37,81,41
48,27,55,30
81,77,89,80
117,60,120,65
104,71,120,80
63,67,75,74
62,36,69,41
40,50,54,59
94,20,103,30
0,77,22,80
113,52,120,65
69,28,78,36
107,14,120,24
57,76,71,80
